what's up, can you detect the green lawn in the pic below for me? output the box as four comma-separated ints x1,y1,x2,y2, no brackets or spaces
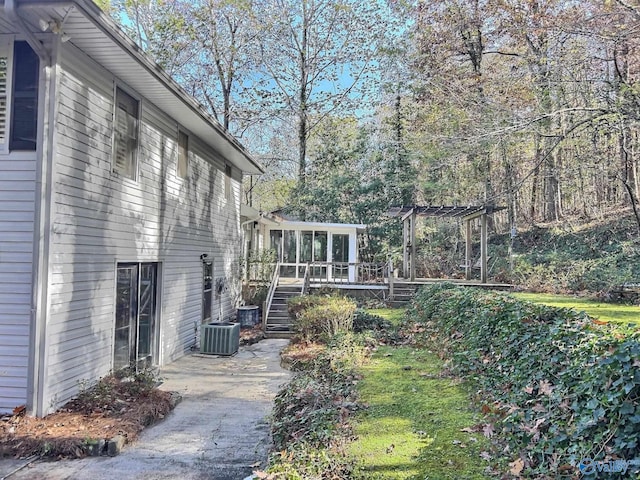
366,308,405,326
349,309,492,479
512,292,640,326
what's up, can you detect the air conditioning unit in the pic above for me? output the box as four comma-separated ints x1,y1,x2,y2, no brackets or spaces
200,322,240,355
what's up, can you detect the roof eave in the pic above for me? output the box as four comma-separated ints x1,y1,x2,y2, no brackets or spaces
18,0,264,175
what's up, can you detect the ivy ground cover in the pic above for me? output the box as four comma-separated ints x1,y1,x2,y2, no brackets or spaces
408,284,640,479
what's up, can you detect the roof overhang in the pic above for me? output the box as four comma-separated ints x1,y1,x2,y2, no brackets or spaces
3,0,264,174
270,220,367,233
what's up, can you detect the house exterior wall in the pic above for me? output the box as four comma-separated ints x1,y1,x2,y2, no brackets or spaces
38,41,242,413
0,151,36,412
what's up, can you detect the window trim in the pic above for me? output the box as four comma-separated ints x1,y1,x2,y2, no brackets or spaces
112,84,141,181
177,128,189,179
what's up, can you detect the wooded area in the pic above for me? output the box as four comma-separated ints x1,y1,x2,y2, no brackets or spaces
100,0,640,253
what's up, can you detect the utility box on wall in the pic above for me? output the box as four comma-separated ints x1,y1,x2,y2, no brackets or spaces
200,322,240,355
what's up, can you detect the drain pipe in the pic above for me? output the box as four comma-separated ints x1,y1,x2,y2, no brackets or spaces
5,0,51,64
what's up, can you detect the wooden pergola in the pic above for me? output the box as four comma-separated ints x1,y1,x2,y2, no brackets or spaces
388,205,507,283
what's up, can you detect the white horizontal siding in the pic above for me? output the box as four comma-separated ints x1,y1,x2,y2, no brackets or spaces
0,154,36,413
42,43,243,413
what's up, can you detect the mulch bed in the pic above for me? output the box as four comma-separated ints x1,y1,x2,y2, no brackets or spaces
1,374,174,459
1,326,267,460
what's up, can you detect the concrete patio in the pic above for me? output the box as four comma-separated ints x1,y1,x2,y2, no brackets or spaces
0,338,291,480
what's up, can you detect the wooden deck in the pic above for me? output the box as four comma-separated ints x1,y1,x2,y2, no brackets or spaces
394,278,513,290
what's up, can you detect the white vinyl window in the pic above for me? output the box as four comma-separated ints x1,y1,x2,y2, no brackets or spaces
0,42,10,150
113,87,139,180
0,38,39,153
177,129,188,179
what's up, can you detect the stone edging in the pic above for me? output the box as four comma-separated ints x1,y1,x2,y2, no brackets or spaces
83,391,183,457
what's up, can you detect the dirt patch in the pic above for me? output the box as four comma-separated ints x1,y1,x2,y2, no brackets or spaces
240,324,266,345
280,341,326,369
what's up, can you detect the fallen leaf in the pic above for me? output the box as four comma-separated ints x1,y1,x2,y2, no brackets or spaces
482,423,495,438
481,404,492,415
523,385,534,395
479,451,493,461
460,427,476,433
12,405,26,416
538,379,554,396
532,403,546,413
509,458,524,475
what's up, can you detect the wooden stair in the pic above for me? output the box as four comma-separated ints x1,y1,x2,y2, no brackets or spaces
265,285,300,337
389,283,420,308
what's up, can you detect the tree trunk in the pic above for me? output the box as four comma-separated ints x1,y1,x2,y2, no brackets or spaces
297,0,309,189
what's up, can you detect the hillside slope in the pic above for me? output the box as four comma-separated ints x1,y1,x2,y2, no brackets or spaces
491,209,640,298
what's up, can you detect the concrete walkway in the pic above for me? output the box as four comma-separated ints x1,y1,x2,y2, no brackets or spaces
1,339,291,480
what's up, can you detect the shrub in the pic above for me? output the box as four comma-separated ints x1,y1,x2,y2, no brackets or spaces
352,309,388,333
288,294,357,343
241,284,268,307
407,284,640,478
268,331,365,479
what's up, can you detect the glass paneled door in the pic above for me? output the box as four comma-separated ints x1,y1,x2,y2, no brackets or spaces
331,234,349,279
115,263,158,370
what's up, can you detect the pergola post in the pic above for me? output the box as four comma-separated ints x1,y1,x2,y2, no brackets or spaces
464,219,472,281
410,211,416,282
388,205,505,285
480,213,488,284
402,216,409,279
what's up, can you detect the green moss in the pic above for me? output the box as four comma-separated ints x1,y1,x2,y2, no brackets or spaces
512,292,639,327
349,346,492,480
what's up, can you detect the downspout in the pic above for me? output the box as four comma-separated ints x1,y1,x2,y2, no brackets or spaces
5,0,51,65
8,0,56,415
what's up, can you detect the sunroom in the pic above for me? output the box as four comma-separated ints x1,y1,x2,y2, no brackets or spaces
242,210,368,284
267,221,365,283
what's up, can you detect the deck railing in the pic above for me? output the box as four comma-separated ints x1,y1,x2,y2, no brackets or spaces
247,260,389,285
263,262,280,328
306,262,389,284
